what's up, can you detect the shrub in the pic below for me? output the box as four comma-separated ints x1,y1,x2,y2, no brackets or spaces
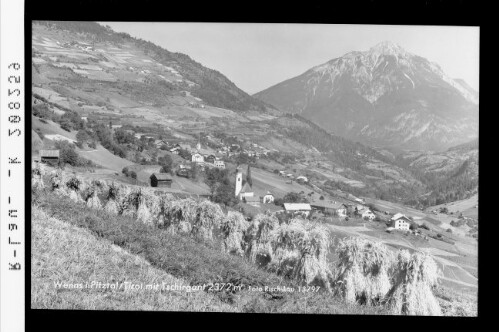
54,141,79,166
130,171,137,179
420,223,430,230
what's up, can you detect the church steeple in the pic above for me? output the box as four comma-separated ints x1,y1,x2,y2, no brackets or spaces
196,133,201,151
235,167,243,197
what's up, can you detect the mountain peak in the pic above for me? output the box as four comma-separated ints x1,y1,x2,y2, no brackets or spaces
369,41,407,56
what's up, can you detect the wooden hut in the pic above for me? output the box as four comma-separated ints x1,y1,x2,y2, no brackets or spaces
150,173,173,188
39,150,60,166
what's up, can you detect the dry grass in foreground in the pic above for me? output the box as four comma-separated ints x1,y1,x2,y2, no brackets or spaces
31,205,237,312
32,190,388,314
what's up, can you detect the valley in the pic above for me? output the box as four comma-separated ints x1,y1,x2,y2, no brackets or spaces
30,21,478,316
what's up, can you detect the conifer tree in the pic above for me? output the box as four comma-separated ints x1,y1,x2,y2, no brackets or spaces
247,164,252,187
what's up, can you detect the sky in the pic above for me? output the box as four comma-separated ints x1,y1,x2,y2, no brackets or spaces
101,22,479,95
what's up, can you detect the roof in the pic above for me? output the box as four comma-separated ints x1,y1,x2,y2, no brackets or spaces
240,182,253,193
150,173,172,181
264,191,273,196
312,202,347,210
284,203,311,211
359,208,373,215
40,150,60,157
244,196,260,203
296,176,308,181
391,213,411,221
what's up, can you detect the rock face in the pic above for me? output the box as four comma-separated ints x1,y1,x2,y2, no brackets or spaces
254,41,478,151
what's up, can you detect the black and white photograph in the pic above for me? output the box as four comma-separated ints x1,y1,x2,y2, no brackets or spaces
30,21,479,316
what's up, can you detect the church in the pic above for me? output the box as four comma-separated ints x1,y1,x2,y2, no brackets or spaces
235,167,254,200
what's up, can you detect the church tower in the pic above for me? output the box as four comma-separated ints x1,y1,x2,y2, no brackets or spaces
235,168,243,197
196,134,201,151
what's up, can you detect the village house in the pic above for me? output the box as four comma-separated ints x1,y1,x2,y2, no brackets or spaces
358,208,376,220
262,191,274,204
331,202,349,217
284,203,312,218
150,173,173,188
204,154,216,164
214,160,225,169
39,149,60,166
176,168,190,178
311,202,348,217
191,153,204,163
154,139,167,149
278,170,286,177
390,213,411,231
170,147,181,155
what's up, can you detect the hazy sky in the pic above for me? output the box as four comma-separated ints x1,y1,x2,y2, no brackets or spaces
102,22,479,94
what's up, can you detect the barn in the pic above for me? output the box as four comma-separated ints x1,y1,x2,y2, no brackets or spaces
39,150,60,165
150,173,173,188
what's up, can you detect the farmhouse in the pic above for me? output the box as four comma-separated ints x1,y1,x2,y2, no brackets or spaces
150,173,173,188
170,147,180,155
191,153,204,163
176,168,190,178
391,213,411,231
284,203,312,217
214,160,225,169
311,202,348,217
358,208,376,220
204,154,216,164
39,149,60,165
262,191,274,204
154,140,167,148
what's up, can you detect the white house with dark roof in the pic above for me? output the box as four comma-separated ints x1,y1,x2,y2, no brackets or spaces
191,153,204,163
391,213,411,230
214,160,225,169
358,208,376,220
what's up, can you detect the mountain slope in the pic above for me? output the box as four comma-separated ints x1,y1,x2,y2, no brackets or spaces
398,138,478,207
254,41,478,151
34,21,273,113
